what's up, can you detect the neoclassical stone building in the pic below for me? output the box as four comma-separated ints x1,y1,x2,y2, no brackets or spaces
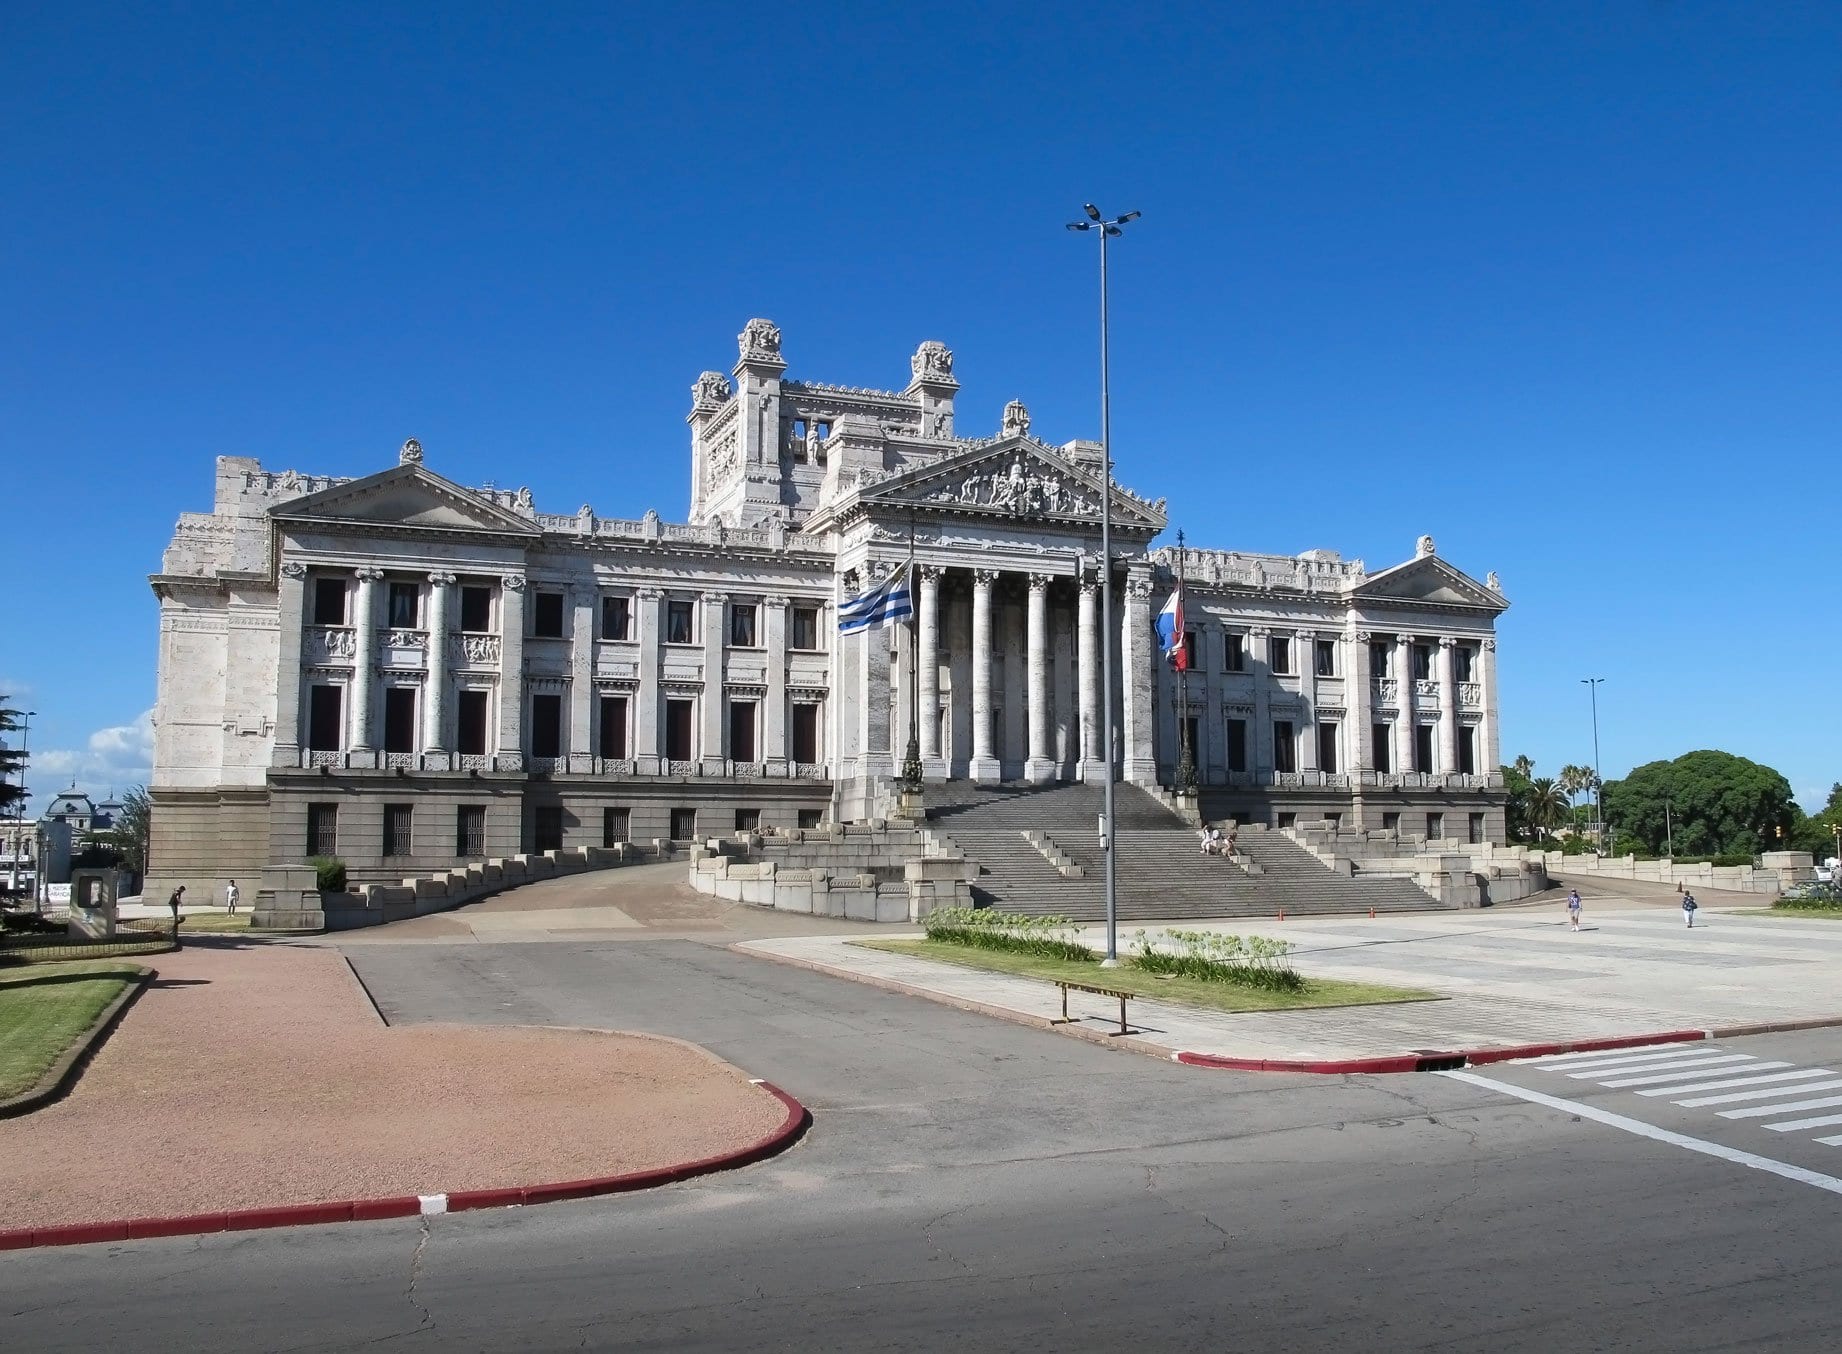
145,320,1508,895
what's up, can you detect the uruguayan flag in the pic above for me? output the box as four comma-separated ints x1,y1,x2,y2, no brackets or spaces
838,564,914,634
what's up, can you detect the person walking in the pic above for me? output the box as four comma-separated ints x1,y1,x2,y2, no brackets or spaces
1682,890,1699,928
1566,889,1582,932
167,884,186,950
225,879,240,915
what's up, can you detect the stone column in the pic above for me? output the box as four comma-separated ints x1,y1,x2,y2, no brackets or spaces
764,596,790,768
274,562,307,767
1121,564,1156,784
494,574,526,769
701,591,728,771
1438,637,1459,777
350,566,385,757
1076,576,1099,777
1348,629,1373,772
425,572,456,757
1025,573,1053,782
1297,630,1320,774
1251,626,1273,779
634,587,662,773
969,568,999,783
918,566,942,771
1480,637,1501,774
569,585,594,770
1398,639,1417,777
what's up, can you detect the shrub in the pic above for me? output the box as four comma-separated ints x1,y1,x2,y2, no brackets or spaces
920,907,1095,962
1776,882,1842,909
309,856,348,893
1129,928,1305,992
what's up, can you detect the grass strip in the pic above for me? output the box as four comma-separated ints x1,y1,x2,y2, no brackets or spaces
0,963,140,1100
855,939,1438,1014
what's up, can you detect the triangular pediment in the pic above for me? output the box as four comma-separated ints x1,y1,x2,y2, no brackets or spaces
270,465,542,536
1355,556,1507,610
858,437,1167,530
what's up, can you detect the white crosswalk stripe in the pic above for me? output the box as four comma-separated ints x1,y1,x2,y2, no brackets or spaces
1537,1046,1708,1071
1562,1051,1740,1079
1648,1070,1841,1100
1596,1057,1765,1088
1766,1113,1842,1133
1720,1095,1842,1121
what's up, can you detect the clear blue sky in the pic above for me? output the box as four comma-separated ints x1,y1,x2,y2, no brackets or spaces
3,2,1837,811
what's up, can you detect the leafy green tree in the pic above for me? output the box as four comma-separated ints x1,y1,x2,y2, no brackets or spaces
98,785,151,881
1791,782,1842,860
1503,758,1535,841
0,702,27,816
1603,750,1798,858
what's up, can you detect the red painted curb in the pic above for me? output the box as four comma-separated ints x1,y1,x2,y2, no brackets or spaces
0,1081,808,1251
1176,1028,1712,1075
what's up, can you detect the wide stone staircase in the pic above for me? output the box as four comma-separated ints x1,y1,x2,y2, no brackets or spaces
924,781,1442,921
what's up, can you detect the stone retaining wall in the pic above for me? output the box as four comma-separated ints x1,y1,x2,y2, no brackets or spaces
687,822,974,923
1280,820,1551,908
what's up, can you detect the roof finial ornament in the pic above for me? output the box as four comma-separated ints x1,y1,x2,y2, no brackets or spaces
1001,399,1031,438
399,438,424,466
738,318,783,364
1487,570,1502,592
1416,533,1436,558
911,340,955,383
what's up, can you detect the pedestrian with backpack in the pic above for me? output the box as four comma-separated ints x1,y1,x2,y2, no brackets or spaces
1566,889,1582,932
1682,890,1699,928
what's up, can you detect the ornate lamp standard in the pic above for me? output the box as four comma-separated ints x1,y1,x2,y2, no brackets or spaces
1067,204,1139,966
1581,678,1605,853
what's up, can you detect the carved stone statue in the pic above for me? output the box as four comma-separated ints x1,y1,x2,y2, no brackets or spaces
929,409,949,437
1486,570,1502,592
911,340,955,383
1001,399,1031,438
739,318,783,363
1417,533,1436,558
515,486,534,510
399,438,423,466
692,371,732,406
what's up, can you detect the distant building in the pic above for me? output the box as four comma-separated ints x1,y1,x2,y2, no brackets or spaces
145,321,1509,898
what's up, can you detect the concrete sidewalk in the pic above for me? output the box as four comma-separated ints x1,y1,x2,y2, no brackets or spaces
737,906,1842,1064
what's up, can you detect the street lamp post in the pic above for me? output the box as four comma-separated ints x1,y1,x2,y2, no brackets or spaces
1067,203,1140,968
1581,678,1604,853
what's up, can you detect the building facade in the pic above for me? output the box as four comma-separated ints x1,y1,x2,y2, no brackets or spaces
146,321,1508,896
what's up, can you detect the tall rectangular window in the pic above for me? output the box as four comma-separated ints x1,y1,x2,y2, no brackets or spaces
601,595,630,641
306,803,338,857
603,807,630,846
729,701,758,762
457,690,489,755
1181,631,1199,670
1369,639,1390,678
791,703,820,763
598,695,628,760
666,600,695,645
791,605,820,651
1454,643,1475,683
729,603,758,648
313,577,347,626
1273,720,1296,773
1225,718,1248,773
1382,812,1401,832
1458,724,1477,775
665,699,695,761
459,585,492,632
1372,724,1392,773
735,808,761,833
456,806,486,858
1427,812,1445,841
1317,722,1340,773
383,804,413,858
1415,723,1436,773
1314,640,1337,677
382,687,416,754
1469,812,1486,844
307,685,343,751
531,694,563,758
670,807,697,840
1412,643,1434,680
532,592,565,638
387,581,419,629
533,805,564,853
1224,633,1245,673
1269,637,1292,674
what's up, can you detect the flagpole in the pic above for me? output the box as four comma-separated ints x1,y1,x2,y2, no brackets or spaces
900,511,923,796
1175,529,1197,797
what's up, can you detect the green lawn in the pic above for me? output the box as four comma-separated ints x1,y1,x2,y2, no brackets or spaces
855,939,1438,1014
178,910,254,933
0,962,141,1100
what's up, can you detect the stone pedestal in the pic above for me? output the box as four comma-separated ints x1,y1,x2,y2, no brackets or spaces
251,864,326,930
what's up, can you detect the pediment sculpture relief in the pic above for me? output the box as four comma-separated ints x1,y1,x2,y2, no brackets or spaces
925,454,1099,518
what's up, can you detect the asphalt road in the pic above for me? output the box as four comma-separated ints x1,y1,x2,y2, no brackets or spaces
4,939,1841,1352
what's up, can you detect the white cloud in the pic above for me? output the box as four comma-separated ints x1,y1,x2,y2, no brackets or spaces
29,709,155,807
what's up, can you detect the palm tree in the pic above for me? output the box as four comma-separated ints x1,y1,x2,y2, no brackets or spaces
1512,754,1535,783
1558,765,1587,834
1527,778,1568,842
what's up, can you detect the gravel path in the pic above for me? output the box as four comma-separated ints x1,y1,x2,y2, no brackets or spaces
0,943,784,1231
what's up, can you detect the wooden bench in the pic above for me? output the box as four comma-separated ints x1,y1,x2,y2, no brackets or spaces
1052,981,1136,1036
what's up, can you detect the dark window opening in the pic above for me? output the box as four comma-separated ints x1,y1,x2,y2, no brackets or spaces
1412,643,1434,681
601,595,630,641
603,807,630,847
533,805,564,853
729,604,758,648
1427,812,1445,841
1269,637,1292,675
1458,724,1477,775
665,699,695,761
791,606,820,651
533,592,565,638
1382,812,1401,832
1273,720,1296,773
456,806,486,858
387,581,419,629
598,696,628,760
1454,643,1475,683
312,577,347,626
1415,724,1436,774
1182,630,1199,670
382,687,416,754
306,803,338,858
457,690,489,755
1468,812,1486,845
1225,718,1248,773
670,807,697,841
735,809,761,833
1372,723,1392,774
459,585,492,632
729,701,758,762
1224,633,1245,673
1277,812,1296,830
1314,639,1337,677
307,685,343,752
1369,639,1390,678
1317,722,1340,774
383,803,413,858
531,694,563,758
797,809,823,830
666,600,695,645
791,703,820,763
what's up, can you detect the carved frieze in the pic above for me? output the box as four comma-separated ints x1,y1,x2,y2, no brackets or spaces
923,453,1099,518
451,634,502,666
304,627,357,662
